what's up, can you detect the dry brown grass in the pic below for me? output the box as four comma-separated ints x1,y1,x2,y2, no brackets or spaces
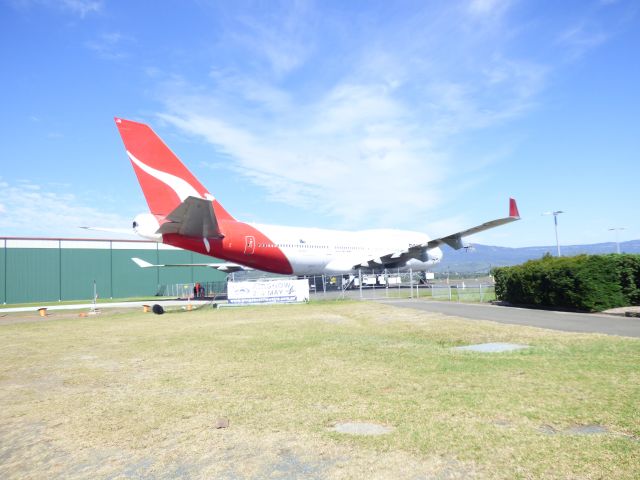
0,301,638,479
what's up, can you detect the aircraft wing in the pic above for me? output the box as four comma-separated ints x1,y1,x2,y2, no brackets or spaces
354,198,520,270
131,257,251,273
156,196,224,238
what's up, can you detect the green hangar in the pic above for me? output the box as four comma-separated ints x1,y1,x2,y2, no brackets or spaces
0,237,227,305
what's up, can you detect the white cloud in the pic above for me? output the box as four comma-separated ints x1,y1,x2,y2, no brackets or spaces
0,179,131,237
152,2,550,229
467,0,512,16
231,1,315,77
554,0,636,60
10,0,102,17
158,77,451,228
86,32,131,60
557,22,609,59
60,0,101,16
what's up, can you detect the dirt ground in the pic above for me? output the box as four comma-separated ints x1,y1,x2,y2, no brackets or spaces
0,417,478,479
0,308,132,325
1,303,637,479
0,307,482,479
603,305,640,316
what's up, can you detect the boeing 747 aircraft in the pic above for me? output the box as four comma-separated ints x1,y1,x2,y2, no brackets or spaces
114,117,520,275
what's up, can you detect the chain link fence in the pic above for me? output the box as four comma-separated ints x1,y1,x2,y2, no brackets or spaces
158,273,495,303
156,281,228,299
306,272,495,302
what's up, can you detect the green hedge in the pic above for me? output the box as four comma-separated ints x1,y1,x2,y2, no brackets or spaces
492,254,640,312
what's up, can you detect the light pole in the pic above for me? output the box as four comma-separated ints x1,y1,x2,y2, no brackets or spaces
542,211,564,256
608,227,625,254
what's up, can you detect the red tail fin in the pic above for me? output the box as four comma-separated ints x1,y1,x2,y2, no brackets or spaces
114,118,235,221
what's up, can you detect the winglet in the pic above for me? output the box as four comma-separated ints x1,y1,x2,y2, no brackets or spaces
509,198,520,219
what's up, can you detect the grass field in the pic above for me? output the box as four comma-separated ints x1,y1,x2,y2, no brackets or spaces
0,301,638,479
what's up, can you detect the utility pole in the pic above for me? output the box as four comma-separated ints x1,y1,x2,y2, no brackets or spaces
542,211,564,256
608,227,626,254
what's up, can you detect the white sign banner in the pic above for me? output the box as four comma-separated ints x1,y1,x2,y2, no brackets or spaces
227,279,310,305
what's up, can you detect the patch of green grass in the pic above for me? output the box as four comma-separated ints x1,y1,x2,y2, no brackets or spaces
0,303,638,479
421,286,496,303
322,285,496,303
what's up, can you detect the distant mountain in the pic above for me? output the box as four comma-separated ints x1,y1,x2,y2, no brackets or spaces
433,240,640,274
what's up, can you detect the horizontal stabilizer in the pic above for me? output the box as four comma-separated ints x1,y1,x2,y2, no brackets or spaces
156,196,223,239
131,257,250,273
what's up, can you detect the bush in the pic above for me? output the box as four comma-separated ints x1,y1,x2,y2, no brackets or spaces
492,254,640,312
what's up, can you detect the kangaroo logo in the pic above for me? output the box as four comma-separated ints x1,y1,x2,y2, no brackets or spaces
127,150,203,201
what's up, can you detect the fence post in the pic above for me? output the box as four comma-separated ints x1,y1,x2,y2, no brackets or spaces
2,239,6,304
58,239,62,302
385,269,389,298
409,268,413,299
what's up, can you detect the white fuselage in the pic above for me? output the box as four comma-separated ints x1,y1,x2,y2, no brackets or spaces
133,213,443,275
252,223,443,275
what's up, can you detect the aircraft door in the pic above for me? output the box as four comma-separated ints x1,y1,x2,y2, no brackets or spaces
244,235,255,255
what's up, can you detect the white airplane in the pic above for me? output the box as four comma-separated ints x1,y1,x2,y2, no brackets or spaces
114,117,520,275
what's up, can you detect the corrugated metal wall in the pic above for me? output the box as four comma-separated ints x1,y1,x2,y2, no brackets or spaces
1,239,6,304
7,241,61,304
111,246,158,299
61,242,111,301
1,238,227,304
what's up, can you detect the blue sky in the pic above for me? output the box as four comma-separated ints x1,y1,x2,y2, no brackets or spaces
0,0,638,248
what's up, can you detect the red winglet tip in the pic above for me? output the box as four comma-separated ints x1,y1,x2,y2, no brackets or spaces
509,198,520,218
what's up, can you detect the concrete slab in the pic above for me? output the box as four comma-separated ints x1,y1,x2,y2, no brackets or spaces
331,422,394,436
539,424,609,436
452,342,530,353
564,425,608,435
